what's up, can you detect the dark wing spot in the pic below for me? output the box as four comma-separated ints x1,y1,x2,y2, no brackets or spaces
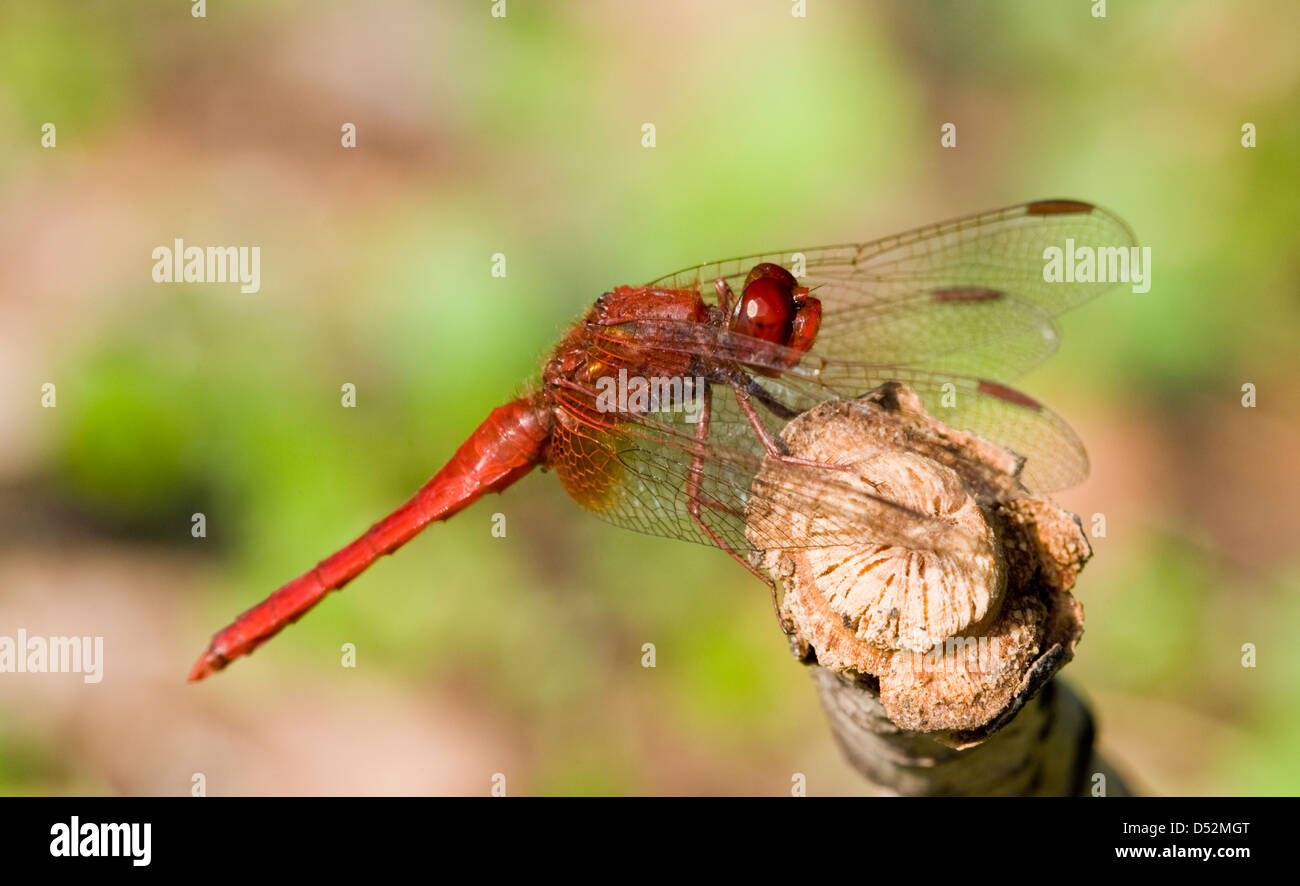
1026,199,1095,216
931,287,1003,302
977,379,1043,410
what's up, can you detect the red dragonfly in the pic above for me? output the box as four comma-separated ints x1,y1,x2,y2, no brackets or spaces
189,199,1136,681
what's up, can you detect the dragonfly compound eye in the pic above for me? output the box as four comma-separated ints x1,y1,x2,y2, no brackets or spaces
732,273,797,345
743,261,797,291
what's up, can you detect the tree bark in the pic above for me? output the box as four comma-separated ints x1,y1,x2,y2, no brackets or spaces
745,384,1129,796
812,668,1130,796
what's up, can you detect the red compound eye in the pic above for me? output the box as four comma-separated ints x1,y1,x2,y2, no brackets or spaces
732,275,795,344
743,262,797,291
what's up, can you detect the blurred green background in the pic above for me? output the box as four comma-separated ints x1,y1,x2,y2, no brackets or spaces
1,0,1297,795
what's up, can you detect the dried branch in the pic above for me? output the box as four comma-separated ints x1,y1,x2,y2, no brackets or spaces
747,383,1128,795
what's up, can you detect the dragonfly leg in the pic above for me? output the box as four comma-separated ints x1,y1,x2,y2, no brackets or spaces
713,278,735,314
738,375,801,421
729,381,849,471
685,383,793,634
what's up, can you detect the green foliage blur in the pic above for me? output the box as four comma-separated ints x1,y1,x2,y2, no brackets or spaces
1,1,1297,795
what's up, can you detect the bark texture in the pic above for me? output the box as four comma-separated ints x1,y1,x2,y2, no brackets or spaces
747,383,1126,795
813,668,1128,796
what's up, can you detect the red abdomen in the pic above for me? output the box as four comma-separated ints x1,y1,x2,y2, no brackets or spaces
188,397,552,680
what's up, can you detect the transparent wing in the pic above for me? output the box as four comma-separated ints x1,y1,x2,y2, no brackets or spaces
602,319,1088,494
651,199,1137,380
552,200,1129,560
545,376,985,558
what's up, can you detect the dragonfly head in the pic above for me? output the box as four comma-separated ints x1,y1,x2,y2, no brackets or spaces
729,262,822,362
